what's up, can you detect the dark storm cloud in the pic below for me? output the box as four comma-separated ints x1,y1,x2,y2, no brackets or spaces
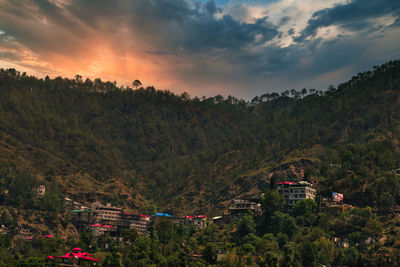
287,28,295,35
295,0,400,42
180,15,279,52
30,0,279,52
0,0,399,98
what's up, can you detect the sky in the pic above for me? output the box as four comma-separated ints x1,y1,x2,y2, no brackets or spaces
0,0,399,99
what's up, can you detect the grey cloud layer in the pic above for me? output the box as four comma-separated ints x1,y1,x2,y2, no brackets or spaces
295,0,400,42
0,0,399,98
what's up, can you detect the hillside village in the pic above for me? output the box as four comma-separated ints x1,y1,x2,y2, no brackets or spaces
3,177,366,265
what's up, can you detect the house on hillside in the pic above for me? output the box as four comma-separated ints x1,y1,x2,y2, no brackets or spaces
276,181,316,212
36,185,45,199
228,199,262,220
181,215,207,229
320,192,353,215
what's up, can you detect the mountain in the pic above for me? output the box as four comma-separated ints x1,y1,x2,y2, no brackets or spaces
0,60,399,215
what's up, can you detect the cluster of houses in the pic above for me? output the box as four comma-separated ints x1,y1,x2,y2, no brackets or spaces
66,180,345,239
68,201,208,239
24,180,353,242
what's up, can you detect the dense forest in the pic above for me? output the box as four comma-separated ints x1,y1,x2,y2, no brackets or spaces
0,61,400,214
0,60,400,266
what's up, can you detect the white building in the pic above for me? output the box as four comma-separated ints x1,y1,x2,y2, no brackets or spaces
36,185,45,199
276,181,316,212
91,202,122,225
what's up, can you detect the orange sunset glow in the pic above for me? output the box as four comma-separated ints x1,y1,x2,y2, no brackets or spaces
1,0,400,98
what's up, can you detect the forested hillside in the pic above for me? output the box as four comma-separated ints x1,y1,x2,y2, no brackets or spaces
0,60,400,214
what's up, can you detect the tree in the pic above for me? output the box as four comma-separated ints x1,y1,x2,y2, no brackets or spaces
121,228,139,244
17,257,45,267
132,79,142,89
362,218,383,241
378,192,395,209
293,199,318,226
314,237,335,266
154,218,173,255
236,214,256,244
293,199,317,217
270,212,298,238
103,252,122,267
262,190,283,218
75,74,83,83
202,243,217,264
301,88,307,98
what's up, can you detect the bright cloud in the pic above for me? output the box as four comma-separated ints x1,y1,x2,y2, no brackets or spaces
0,0,399,99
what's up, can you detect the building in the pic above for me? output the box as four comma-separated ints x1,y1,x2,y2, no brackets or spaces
276,181,316,212
320,192,353,215
228,199,262,220
181,215,207,229
70,209,92,231
91,202,122,226
121,213,150,235
89,224,113,237
211,216,226,225
36,185,45,199
70,201,152,236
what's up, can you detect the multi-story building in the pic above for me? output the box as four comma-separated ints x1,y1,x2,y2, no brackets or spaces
276,181,316,212
130,215,150,235
89,224,113,237
228,199,262,220
70,209,92,231
120,213,150,235
71,201,151,236
91,202,122,226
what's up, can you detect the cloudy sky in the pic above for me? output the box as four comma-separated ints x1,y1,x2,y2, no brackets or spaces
0,0,399,98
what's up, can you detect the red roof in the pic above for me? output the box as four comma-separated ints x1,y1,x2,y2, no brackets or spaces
26,236,33,240
57,252,73,259
141,214,150,217
90,224,102,227
44,234,54,238
48,256,54,260
72,247,83,251
58,255,73,259
57,251,99,261
276,181,294,185
81,256,100,261
102,225,112,228
197,215,206,218
184,216,194,219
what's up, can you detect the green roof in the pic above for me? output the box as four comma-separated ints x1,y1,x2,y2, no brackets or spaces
71,209,91,212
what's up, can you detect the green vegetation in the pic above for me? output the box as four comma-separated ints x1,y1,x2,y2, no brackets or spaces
0,60,399,213
0,60,399,265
